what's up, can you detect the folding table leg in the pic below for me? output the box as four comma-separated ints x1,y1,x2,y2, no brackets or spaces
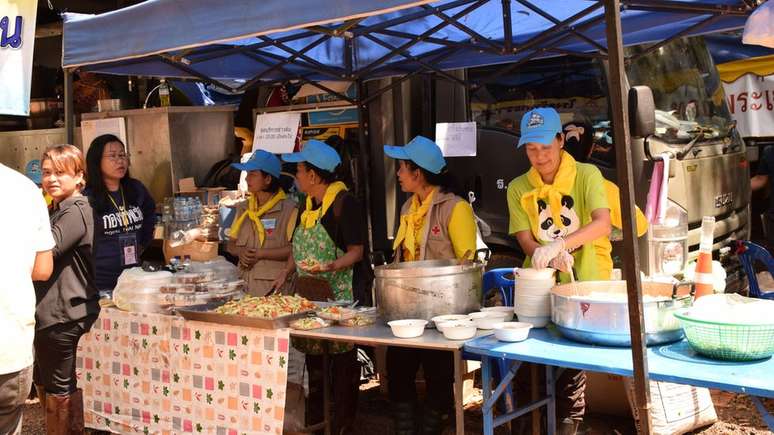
751,396,774,430
482,355,494,435
545,365,556,435
453,349,465,435
322,343,331,435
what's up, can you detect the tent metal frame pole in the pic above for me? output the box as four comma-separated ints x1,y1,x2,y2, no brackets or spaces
420,3,503,54
502,0,513,53
353,0,488,80
516,0,608,54
627,13,724,62
191,30,320,64
603,1,652,434
350,0,479,36
356,81,374,249
258,35,348,79
248,48,345,81
64,68,75,145
512,1,605,55
622,0,749,15
360,33,470,88
156,55,237,92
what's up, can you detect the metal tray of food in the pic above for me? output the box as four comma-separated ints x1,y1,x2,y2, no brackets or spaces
175,303,315,330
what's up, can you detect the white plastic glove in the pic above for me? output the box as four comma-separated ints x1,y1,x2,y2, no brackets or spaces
549,250,575,273
532,238,565,269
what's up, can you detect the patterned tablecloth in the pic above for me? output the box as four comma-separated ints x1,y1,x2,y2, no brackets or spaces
76,307,290,434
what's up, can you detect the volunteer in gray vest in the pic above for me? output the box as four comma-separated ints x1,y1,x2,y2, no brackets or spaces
226,150,297,296
383,136,478,435
35,145,100,434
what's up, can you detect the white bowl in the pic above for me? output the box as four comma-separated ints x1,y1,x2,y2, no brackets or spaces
514,267,556,280
468,311,511,330
439,321,477,340
387,319,428,338
515,304,551,317
493,322,533,342
431,314,470,331
515,314,550,328
515,280,556,290
480,306,515,321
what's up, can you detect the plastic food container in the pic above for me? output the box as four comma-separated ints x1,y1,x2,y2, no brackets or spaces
481,306,515,321
439,320,477,340
388,319,428,338
493,322,532,342
338,307,379,327
469,311,511,330
431,314,470,331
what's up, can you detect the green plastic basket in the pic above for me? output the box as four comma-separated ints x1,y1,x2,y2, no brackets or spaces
673,311,774,361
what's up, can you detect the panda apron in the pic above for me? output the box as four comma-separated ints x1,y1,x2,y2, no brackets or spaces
509,151,611,283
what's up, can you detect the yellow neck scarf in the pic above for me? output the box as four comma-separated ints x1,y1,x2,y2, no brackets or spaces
393,188,436,261
520,151,577,234
300,181,348,229
229,190,286,246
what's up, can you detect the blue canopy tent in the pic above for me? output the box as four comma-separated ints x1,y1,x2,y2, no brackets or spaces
61,1,759,434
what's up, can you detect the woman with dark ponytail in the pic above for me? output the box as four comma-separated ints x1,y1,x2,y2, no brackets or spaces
85,134,156,295
383,136,478,434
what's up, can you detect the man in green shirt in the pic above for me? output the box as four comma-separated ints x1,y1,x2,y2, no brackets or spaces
507,107,612,435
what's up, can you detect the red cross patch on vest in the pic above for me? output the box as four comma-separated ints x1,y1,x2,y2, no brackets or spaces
431,225,441,236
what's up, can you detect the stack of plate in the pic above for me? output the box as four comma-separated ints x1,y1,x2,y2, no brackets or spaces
513,267,555,327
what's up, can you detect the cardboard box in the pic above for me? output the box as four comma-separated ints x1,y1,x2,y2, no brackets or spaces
585,371,632,418
162,239,218,263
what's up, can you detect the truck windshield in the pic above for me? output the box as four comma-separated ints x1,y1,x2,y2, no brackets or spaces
626,37,735,143
469,56,609,131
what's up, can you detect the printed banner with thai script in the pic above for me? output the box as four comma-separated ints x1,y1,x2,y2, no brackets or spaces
0,0,37,116
723,74,774,137
76,308,290,434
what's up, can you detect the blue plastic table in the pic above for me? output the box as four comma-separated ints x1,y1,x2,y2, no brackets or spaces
464,327,774,434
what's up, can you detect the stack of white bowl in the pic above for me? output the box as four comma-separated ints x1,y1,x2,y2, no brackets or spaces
513,267,556,327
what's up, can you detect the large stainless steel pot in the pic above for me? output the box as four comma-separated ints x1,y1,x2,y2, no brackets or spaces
374,259,484,322
550,280,694,346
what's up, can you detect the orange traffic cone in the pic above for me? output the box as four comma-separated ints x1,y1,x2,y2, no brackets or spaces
694,217,715,299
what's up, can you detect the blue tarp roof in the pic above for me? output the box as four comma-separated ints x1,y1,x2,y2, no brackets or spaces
705,33,774,64
62,0,753,87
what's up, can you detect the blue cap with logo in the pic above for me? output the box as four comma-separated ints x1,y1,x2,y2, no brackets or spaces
231,149,282,178
518,107,562,147
282,140,341,172
383,135,447,174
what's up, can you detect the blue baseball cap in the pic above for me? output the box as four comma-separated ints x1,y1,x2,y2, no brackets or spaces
281,140,341,172
518,107,562,147
231,149,281,178
383,135,446,174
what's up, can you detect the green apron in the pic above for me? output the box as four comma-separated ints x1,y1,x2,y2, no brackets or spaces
291,220,354,355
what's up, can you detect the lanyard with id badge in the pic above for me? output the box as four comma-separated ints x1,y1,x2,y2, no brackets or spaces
109,188,140,266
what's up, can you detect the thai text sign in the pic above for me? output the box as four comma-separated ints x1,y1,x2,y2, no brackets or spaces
0,0,38,116
724,74,774,137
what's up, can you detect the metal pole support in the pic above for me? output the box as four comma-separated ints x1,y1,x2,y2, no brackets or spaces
603,1,653,433
64,68,75,145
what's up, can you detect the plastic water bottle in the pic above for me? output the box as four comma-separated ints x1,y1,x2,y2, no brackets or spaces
694,216,716,299
159,79,171,107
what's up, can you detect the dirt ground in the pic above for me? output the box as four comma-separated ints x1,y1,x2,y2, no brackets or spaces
21,385,773,434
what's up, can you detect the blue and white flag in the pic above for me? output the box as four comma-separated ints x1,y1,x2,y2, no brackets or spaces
0,0,38,116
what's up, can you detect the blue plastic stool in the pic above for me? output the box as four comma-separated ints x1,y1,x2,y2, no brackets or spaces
482,268,515,306
737,241,774,300
478,268,517,413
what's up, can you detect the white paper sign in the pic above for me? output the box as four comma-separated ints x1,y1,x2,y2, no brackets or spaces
0,0,38,116
723,74,774,137
253,112,301,154
435,122,477,157
238,152,252,193
81,118,128,155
